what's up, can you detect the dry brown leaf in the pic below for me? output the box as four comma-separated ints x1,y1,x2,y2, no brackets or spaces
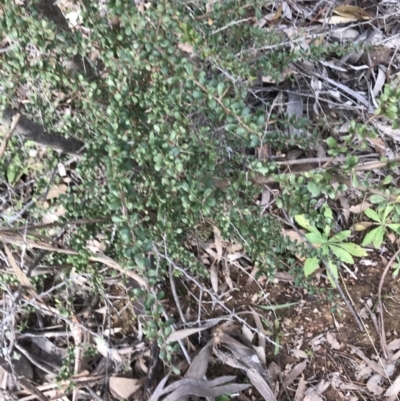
70,315,83,345
294,377,307,401
375,122,400,140
366,374,384,396
304,389,324,401
109,377,142,400
372,67,386,98
326,332,341,350
42,204,66,224
46,184,68,200
227,243,242,253
249,307,265,350
4,243,37,298
385,374,400,397
213,226,223,262
333,5,370,20
150,376,250,401
93,337,122,363
284,361,307,387
282,229,305,244
166,319,224,344
338,194,350,222
368,137,387,157
291,349,308,359
223,266,233,290
352,222,374,231
178,43,193,54
320,15,358,24
260,187,271,206
184,344,211,379
349,345,387,377
247,369,277,401
210,262,219,293
349,202,371,214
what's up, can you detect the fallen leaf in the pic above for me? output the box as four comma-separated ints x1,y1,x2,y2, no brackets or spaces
372,67,386,98
366,374,384,395
385,375,400,397
166,319,224,343
185,345,211,379
351,221,374,231
333,5,370,20
282,229,305,244
178,43,193,54
213,226,223,262
284,361,307,386
4,243,37,297
320,15,358,24
94,337,122,363
368,137,387,157
210,262,219,293
338,194,350,221
291,349,309,359
349,202,371,214
109,377,142,400
326,332,341,350
46,184,68,200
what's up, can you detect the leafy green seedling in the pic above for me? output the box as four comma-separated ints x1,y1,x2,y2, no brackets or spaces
359,203,400,248
392,255,400,278
295,214,367,287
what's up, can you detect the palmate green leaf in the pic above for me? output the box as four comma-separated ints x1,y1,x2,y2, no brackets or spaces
383,204,394,221
364,208,382,223
295,215,319,234
329,244,354,264
305,232,326,245
361,226,385,248
329,230,351,243
326,261,338,288
388,223,400,233
335,243,367,257
304,257,319,277
369,194,386,204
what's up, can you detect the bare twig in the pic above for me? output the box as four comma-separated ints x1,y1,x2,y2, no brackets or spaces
0,113,20,158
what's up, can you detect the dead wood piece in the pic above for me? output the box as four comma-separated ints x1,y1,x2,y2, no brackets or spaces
2,107,85,155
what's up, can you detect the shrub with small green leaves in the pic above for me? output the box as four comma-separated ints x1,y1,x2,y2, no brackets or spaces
0,0,365,339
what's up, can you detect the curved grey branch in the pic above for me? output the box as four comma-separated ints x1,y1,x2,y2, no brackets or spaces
2,108,85,155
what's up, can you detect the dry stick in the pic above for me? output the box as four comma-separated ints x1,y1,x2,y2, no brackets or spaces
0,217,111,233
281,209,364,331
0,232,148,289
0,113,21,158
168,262,186,324
377,247,400,360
